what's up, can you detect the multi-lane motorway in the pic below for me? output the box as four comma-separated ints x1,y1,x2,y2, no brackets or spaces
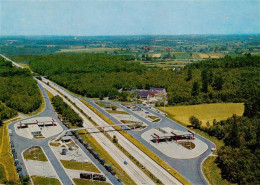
2,54,214,185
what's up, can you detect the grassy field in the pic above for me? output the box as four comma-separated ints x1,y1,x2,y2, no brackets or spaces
81,100,191,185
23,146,48,161
0,164,5,183
158,103,244,126
106,110,129,115
199,53,210,59
57,48,119,53
31,176,61,185
173,52,193,59
192,53,201,59
0,117,20,183
73,178,111,185
60,160,100,173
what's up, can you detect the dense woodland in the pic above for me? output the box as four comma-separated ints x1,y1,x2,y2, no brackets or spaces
0,58,41,114
190,107,260,184
25,53,260,106
51,95,83,127
0,103,17,123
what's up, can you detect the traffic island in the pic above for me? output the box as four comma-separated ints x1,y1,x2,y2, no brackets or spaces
22,146,60,182
23,146,48,161
15,117,63,139
31,175,61,185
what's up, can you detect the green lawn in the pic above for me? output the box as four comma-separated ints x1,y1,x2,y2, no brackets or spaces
60,160,100,173
23,146,48,161
0,164,5,183
73,178,111,185
173,52,193,59
158,103,244,126
31,176,61,185
106,110,129,115
0,118,20,183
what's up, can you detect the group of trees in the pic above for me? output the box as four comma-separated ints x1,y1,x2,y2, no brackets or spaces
24,53,259,106
51,95,83,127
0,103,17,122
0,58,41,114
189,114,259,184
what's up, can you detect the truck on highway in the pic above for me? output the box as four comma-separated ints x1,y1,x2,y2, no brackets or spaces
79,138,84,143
88,147,94,154
104,164,112,172
94,153,99,159
99,158,105,165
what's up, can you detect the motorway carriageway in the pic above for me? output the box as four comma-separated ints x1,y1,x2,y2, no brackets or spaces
37,79,156,185
40,77,182,185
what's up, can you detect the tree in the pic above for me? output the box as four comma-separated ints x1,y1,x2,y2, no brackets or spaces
213,76,224,90
186,69,192,81
224,115,240,148
201,70,209,93
243,96,260,118
113,135,118,144
208,70,213,84
189,115,201,128
191,81,200,96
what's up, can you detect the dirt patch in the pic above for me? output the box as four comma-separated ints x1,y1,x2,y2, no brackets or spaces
179,141,195,150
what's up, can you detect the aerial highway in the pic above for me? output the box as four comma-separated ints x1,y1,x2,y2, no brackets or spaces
41,77,182,185
2,53,183,184
37,79,156,185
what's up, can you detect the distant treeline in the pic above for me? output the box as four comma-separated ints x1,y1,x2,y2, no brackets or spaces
25,53,260,106
0,58,41,114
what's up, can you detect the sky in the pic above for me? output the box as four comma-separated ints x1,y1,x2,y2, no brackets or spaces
0,0,260,36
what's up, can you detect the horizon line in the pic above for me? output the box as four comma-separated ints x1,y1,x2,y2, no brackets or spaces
1,33,260,37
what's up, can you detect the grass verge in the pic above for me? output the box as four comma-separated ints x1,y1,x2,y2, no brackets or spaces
0,164,5,183
106,110,129,115
60,160,100,173
81,100,190,185
0,117,20,183
73,178,111,185
23,146,48,161
31,176,61,185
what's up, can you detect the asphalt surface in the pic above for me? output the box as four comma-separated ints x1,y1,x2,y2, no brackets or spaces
8,83,120,185
39,78,157,185
86,100,215,185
